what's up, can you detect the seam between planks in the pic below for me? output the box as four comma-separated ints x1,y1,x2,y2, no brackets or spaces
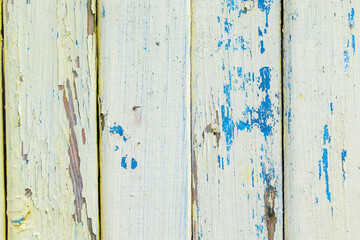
95,0,101,239
281,0,285,239
1,0,6,237
190,0,195,239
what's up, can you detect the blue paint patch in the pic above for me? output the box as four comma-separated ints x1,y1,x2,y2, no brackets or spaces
344,50,349,76
12,217,25,225
237,94,274,139
110,124,124,136
341,150,347,181
115,146,119,151
258,27,263,37
330,102,333,113
318,160,322,180
121,156,127,169
110,124,128,141
259,67,271,93
323,125,330,145
257,0,273,27
131,158,137,169
348,8,355,28
322,148,331,202
260,40,265,54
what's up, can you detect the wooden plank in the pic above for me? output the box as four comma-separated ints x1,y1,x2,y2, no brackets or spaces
191,0,282,239
284,1,360,239
0,0,5,238
98,0,191,239
4,0,98,238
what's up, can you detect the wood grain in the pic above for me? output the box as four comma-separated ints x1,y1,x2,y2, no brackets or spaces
284,1,360,239
98,0,191,239
4,0,98,238
191,0,282,239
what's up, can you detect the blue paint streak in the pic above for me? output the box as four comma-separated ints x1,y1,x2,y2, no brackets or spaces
225,39,231,50
330,102,333,113
323,125,330,145
322,148,331,202
221,105,235,159
344,50,349,76
12,217,25,225
318,160,322,180
121,156,127,169
251,169,254,187
348,8,355,27
341,150,347,181
115,146,119,151
102,6,106,18
255,224,264,237
224,18,233,34
260,40,265,54
131,158,137,169
352,35,356,55
258,27,263,37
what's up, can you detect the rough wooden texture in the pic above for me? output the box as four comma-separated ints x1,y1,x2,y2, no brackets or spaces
284,1,360,239
4,0,98,239
191,0,282,239
98,0,191,239
0,0,5,238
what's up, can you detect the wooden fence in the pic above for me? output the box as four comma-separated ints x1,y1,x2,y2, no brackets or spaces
0,0,359,239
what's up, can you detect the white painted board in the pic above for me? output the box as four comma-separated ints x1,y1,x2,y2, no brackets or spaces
191,0,283,239
98,0,191,239
284,1,360,239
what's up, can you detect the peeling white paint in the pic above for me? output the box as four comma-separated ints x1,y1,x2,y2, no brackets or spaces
4,0,98,239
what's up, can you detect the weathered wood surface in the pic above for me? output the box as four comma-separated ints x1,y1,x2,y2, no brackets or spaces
4,0,98,239
191,0,282,239
284,1,360,239
0,0,5,238
98,0,191,239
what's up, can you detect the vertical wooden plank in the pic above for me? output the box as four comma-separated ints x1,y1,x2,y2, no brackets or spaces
0,0,5,238
284,1,360,239
4,0,98,239
98,0,191,239
191,0,282,239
